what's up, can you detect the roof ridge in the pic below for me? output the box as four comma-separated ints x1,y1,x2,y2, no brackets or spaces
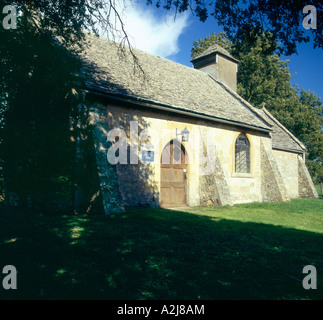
191,43,239,62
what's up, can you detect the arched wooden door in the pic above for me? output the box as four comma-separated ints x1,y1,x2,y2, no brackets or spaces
160,140,187,208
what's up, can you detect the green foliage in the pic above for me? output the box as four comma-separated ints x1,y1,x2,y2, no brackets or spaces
0,14,82,210
1,1,117,211
315,184,323,197
191,31,323,181
307,160,323,185
5,0,135,51
147,0,323,55
0,174,4,204
191,32,232,58
292,89,323,159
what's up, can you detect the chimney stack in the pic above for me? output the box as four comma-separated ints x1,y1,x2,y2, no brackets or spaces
191,45,239,92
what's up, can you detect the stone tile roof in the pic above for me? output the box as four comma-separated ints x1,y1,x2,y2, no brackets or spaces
74,34,305,152
75,33,271,132
254,108,305,153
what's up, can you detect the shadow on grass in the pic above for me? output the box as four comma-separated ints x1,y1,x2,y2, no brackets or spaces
0,206,322,300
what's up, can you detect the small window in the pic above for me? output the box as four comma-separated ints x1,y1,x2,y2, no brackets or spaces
235,134,250,173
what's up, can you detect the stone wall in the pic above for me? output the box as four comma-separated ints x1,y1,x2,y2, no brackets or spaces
260,140,290,202
298,156,319,198
89,106,125,214
90,102,273,211
88,101,317,214
116,162,159,207
272,149,299,198
199,128,232,206
215,54,238,92
225,132,263,204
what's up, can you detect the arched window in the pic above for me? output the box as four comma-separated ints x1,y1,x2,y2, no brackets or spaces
235,134,250,173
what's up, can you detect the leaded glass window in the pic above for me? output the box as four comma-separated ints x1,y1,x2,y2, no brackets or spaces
235,134,250,173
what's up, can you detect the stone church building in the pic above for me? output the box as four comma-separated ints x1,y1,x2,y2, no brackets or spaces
74,33,318,215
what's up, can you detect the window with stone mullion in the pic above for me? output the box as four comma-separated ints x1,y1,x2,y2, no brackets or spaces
235,134,250,173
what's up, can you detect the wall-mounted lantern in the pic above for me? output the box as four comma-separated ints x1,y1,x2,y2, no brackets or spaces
176,127,190,142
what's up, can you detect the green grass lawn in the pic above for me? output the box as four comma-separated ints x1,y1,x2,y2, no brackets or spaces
1,198,323,300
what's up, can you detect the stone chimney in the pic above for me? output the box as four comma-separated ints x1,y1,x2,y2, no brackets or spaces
191,45,239,92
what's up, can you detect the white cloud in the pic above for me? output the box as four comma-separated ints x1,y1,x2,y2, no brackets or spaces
103,1,190,58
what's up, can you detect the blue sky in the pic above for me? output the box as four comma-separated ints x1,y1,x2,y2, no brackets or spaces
111,1,323,101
